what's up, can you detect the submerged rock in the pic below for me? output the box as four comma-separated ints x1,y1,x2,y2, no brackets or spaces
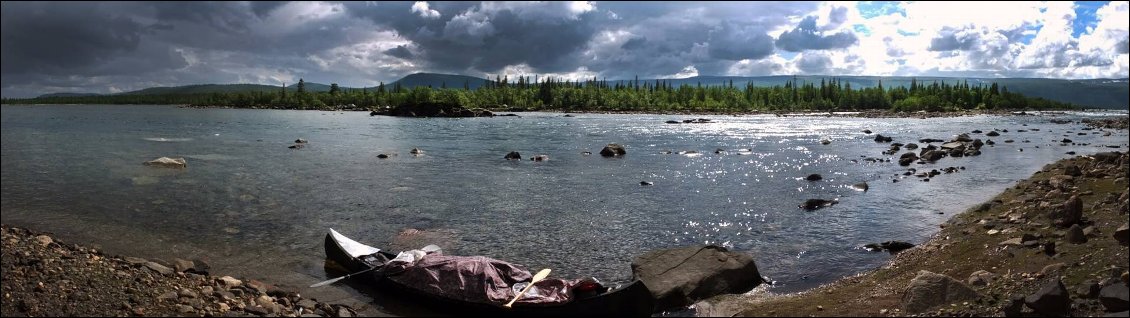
800,199,837,211
144,157,187,168
805,174,823,181
852,182,869,192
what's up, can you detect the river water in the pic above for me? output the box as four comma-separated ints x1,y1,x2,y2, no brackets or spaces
2,105,1126,315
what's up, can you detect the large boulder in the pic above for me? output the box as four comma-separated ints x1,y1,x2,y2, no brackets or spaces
144,157,187,168
1048,195,1083,227
631,245,763,310
1101,283,1129,312
902,270,980,314
600,144,627,157
1024,279,1071,316
1116,223,1129,246
922,150,946,162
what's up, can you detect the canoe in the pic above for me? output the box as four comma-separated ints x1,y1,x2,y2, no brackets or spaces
323,229,656,317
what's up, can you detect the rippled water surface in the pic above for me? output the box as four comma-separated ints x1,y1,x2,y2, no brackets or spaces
2,105,1127,315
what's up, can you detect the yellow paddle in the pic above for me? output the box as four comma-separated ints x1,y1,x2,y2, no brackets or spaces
503,268,551,309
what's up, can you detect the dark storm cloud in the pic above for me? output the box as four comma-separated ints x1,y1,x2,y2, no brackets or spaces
146,1,255,32
620,37,647,50
384,45,414,59
250,1,288,18
1119,37,1129,54
347,2,600,74
776,16,858,52
1,2,147,76
707,23,775,61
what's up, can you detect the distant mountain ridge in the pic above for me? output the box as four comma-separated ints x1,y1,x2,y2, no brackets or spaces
34,73,1129,109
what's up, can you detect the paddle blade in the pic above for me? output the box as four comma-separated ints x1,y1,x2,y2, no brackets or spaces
309,276,346,288
504,268,552,309
531,268,551,283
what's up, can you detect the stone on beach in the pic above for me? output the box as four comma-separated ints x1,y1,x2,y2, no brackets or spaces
631,245,763,310
902,270,979,314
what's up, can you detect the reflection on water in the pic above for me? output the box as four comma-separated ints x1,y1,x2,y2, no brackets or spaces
2,105,1127,315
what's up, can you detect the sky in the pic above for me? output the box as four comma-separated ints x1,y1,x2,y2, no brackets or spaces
1,1,1128,98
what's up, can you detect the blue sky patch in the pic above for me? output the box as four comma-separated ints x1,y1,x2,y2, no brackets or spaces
1072,1,1106,37
853,24,871,36
857,1,905,19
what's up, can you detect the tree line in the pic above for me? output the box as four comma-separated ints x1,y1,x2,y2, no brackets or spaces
2,76,1075,112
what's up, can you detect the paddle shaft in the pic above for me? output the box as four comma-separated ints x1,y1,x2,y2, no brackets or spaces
310,266,377,288
503,268,551,308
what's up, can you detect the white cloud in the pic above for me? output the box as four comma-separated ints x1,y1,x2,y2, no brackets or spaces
492,63,598,82
726,56,791,76
666,65,699,79
254,1,345,36
480,1,596,21
304,30,416,86
442,9,496,46
411,1,440,19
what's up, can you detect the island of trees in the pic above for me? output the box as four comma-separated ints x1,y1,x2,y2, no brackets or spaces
2,76,1075,113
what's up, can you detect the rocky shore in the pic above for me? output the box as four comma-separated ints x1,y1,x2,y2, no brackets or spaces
0,225,360,317
700,151,1130,317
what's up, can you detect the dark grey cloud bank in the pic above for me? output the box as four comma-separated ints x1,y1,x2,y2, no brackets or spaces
2,1,1124,98
0,1,841,97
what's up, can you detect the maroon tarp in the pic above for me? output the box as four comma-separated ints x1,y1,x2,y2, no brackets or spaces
379,253,576,305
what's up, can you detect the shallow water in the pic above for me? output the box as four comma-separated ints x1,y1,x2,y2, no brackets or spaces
2,105,1126,315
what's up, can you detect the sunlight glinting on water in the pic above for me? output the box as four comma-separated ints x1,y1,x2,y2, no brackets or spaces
2,106,1128,306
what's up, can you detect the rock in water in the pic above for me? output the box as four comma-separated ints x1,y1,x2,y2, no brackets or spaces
600,144,627,157
864,241,914,254
504,151,521,160
410,148,424,155
144,157,187,168
800,199,837,211
902,270,979,314
805,174,823,181
852,182,869,192
631,245,763,310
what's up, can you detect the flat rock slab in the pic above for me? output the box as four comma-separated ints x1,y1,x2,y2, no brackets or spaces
631,245,763,310
902,270,979,314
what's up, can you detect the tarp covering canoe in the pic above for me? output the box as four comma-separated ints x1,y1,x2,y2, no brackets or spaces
378,250,577,305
